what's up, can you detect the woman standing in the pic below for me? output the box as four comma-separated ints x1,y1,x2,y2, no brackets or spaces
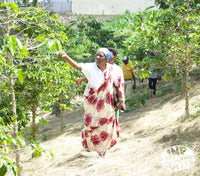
57,48,124,157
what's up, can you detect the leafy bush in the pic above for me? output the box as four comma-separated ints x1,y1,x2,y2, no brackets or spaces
126,89,151,109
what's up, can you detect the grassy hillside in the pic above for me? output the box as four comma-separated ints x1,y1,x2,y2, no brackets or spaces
7,66,200,176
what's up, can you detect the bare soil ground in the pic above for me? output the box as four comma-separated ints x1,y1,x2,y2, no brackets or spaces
7,70,200,176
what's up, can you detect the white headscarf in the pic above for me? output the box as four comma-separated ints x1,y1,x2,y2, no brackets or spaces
98,48,112,61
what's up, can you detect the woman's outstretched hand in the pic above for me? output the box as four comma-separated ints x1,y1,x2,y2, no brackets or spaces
55,51,67,58
55,51,82,71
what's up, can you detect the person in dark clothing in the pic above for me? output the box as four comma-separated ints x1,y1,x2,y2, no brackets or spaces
148,51,161,98
148,72,158,98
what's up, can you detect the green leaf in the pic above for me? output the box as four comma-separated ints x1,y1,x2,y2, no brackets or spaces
11,138,17,145
39,118,49,126
35,36,46,41
7,3,19,13
47,40,54,51
0,165,7,176
34,150,42,157
16,136,26,147
48,39,62,52
44,149,54,159
183,21,187,29
15,38,22,50
55,40,62,52
9,36,16,56
144,6,155,11
18,69,24,85
163,73,170,82
21,46,28,57
12,165,18,176
0,55,6,63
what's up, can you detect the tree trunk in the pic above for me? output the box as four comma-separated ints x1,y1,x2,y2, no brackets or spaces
32,0,38,6
184,56,190,120
60,109,64,131
58,95,64,131
180,72,185,96
9,75,22,176
31,104,37,158
32,104,37,140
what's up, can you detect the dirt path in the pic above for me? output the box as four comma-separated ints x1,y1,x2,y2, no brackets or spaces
7,78,200,176
15,88,200,176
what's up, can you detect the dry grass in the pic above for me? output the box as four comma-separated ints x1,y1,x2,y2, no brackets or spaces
7,70,200,176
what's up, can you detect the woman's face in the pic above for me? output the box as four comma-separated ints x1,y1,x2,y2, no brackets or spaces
95,51,107,66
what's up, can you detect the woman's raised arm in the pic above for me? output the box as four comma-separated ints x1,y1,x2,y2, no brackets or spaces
56,51,82,71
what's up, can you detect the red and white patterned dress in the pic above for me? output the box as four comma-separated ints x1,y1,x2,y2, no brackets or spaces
81,63,123,156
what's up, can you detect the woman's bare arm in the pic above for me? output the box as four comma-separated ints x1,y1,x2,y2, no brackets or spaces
56,51,82,71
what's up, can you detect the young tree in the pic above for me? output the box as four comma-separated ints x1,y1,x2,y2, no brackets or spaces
162,6,199,120
0,2,75,175
123,4,199,120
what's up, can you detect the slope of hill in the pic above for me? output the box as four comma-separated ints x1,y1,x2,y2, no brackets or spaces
7,68,200,176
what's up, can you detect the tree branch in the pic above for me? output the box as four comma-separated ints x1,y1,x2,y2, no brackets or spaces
26,42,46,51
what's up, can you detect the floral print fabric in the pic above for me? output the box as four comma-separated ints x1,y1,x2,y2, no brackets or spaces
81,66,122,156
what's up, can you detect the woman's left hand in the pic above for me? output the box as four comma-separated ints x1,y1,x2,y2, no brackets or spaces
114,103,122,111
114,99,123,111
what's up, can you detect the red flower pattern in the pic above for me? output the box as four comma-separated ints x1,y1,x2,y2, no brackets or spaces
108,74,112,83
84,130,93,138
82,139,89,150
117,76,121,83
117,76,122,87
91,135,101,146
116,120,119,128
97,81,108,94
109,66,113,72
89,88,95,95
96,99,105,112
104,71,108,78
97,151,106,157
106,92,113,105
98,117,108,126
87,95,98,105
117,130,119,137
112,119,115,127
108,117,112,123
110,139,117,148
90,126,99,130
84,113,92,126
100,131,109,141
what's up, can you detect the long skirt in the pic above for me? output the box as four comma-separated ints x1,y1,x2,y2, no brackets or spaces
81,78,120,156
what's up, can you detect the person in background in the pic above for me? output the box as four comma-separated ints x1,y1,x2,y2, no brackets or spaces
107,47,125,113
148,51,161,98
148,65,158,98
122,56,136,96
56,48,124,157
